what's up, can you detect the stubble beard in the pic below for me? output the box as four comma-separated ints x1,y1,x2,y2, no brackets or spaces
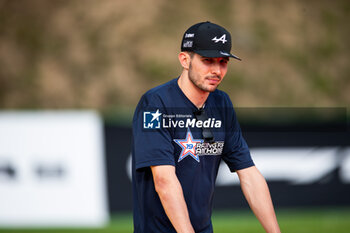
188,62,220,93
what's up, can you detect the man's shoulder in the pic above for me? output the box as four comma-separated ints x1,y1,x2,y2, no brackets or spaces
210,89,232,106
212,89,230,98
137,78,177,108
143,78,177,100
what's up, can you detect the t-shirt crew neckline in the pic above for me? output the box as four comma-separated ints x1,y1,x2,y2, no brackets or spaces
173,77,211,110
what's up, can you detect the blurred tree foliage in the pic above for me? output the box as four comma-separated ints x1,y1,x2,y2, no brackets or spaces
0,0,349,116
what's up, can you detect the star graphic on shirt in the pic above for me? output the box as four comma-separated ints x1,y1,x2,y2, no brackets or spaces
150,109,162,122
174,128,203,162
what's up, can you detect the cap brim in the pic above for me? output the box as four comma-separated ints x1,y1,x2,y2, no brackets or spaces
194,50,241,61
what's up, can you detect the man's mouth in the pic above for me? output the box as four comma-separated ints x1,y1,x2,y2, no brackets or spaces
206,76,221,84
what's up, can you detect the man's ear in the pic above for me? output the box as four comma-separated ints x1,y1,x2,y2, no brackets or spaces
178,52,191,70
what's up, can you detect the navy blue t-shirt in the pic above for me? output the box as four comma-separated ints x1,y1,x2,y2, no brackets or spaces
132,78,254,233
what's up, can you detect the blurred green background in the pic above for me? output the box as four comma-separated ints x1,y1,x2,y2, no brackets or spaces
2,208,350,233
0,0,349,118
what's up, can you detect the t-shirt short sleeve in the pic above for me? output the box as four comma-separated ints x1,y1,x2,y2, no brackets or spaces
221,97,254,172
132,93,175,170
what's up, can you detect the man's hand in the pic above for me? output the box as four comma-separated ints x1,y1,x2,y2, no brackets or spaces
151,165,195,233
237,166,281,233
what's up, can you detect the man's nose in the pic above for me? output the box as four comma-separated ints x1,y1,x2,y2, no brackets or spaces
211,62,221,76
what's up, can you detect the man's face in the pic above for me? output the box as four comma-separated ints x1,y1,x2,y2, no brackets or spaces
188,53,229,93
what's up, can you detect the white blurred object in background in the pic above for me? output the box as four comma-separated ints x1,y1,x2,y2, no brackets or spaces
216,147,350,186
0,111,109,227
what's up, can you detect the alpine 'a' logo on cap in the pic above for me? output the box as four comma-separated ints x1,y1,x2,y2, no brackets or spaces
212,34,227,44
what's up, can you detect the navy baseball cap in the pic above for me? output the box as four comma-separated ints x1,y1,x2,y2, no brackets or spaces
181,21,241,61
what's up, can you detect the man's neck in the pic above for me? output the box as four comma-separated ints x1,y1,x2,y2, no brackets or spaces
177,71,210,109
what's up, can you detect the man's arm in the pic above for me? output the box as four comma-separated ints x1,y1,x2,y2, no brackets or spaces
151,165,195,233
237,166,281,233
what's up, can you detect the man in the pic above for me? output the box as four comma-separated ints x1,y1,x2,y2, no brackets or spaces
132,21,280,233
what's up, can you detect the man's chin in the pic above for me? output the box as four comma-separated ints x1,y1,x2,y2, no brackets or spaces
204,86,218,93
196,83,219,93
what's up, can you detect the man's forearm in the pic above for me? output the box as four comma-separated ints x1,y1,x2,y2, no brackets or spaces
151,165,195,233
238,166,281,233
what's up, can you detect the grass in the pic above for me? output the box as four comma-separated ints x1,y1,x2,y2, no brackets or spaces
1,207,350,233
212,207,350,233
